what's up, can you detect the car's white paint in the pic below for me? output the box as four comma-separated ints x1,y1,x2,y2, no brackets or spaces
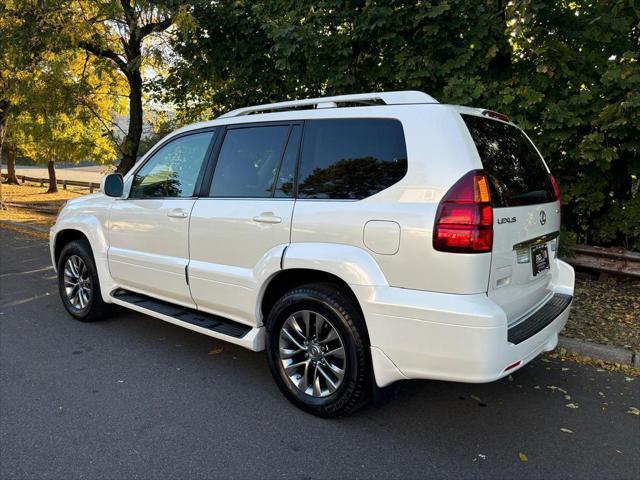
108,197,196,307
50,91,575,388
188,198,294,326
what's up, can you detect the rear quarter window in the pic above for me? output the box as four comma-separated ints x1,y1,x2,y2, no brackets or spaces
462,114,555,207
297,118,407,200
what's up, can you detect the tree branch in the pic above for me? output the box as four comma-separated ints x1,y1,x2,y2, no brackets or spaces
139,16,174,39
79,41,128,72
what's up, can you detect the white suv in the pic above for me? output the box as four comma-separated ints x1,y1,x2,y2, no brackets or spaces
51,91,575,417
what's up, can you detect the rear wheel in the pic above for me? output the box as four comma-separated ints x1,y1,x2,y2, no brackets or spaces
265,283,371,417
57,240,110,322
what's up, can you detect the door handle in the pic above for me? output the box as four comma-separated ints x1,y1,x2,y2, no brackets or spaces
253,212,282,224
167,208,189,219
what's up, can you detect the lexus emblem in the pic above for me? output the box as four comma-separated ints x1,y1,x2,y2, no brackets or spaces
540,210,547,225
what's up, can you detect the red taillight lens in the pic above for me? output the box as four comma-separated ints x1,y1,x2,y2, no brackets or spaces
433,170,493,253
550,174,560,202
549,174,562,223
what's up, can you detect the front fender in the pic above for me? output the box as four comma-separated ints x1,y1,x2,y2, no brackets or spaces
50,196,116,303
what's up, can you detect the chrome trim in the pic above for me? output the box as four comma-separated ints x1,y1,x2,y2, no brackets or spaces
512,231,559,251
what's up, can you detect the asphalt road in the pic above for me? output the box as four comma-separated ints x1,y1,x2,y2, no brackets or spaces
1,227,638,480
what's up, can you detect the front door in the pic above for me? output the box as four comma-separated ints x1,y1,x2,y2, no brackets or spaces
108,130,216,307
188,123,300,325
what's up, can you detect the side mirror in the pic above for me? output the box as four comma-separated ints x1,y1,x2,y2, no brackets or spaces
103,173,124,197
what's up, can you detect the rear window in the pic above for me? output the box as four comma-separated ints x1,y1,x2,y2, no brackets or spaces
462,114,555,207
297,119,407,200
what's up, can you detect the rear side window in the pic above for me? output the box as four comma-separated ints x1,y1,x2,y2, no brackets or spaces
298,119,407,200
210,125,290,198
462,114,555,207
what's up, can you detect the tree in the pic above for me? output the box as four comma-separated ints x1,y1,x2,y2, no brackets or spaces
163,0,639,249
12,50,122,192
1,1,124,194
76,0,190,174
0,0,75,186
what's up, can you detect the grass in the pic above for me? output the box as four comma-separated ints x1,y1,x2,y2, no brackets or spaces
0,182,83,228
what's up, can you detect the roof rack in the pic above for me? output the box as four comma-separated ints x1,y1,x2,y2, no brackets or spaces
218,90,438,119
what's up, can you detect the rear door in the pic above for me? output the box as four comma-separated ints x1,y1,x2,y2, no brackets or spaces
462,114,561,324
187,122,300,325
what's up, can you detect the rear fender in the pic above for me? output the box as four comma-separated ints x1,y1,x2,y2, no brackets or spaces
282,242,388,287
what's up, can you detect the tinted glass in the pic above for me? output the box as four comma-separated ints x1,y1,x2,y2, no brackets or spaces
274,125,301,198
210,125,290,198
298,119,407,200
130,131,214,198
462,114,555,207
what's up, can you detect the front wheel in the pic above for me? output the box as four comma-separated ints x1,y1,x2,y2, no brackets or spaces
57,239,110,322
265,283,372,417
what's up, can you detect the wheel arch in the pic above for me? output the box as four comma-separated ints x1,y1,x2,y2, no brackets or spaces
259,268,366,330
53,229,91,266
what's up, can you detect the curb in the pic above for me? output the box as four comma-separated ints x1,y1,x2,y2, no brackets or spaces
558,336,639,367
0,220,49,233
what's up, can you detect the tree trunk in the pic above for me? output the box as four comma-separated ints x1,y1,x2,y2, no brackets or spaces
47,160,58,193
0,105,7,209
117,69,144,174
5,144,19,184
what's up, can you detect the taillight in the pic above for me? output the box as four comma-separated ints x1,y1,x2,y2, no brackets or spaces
549,174,562,222
433,170,493,253
550,174,560,203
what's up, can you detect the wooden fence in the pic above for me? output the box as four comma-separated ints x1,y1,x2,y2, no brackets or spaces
1,173,101,193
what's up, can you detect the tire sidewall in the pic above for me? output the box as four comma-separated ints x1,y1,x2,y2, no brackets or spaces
266,287,368,417
57,241,100,320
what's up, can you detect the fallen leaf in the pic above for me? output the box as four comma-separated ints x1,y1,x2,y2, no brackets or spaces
626,407,640,416
565,403,579,409
560,428,573,434
208,346,224,355
518,452,529,462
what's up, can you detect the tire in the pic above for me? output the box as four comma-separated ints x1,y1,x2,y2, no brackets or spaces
265,283,372,417
57,239,111,322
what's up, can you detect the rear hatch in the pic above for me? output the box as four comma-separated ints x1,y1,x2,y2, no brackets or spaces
462,113,561,324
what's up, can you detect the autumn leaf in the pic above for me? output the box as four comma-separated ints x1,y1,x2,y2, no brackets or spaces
208,346,224,355
518,452,529,462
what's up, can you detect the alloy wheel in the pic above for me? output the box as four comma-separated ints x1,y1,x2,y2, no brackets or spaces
63,255,92,310
278,310,346,397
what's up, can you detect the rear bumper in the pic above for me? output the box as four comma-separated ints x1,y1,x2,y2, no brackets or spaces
354,259,575,387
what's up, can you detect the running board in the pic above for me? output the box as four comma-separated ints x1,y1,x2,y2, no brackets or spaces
110,289,264,351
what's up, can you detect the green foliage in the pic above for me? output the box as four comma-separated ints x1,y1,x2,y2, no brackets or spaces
1,1,123,168
162,0,640,249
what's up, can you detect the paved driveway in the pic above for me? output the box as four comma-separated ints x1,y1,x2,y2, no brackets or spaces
0,227,638,479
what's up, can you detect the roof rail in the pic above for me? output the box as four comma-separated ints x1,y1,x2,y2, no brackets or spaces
218,90,438,119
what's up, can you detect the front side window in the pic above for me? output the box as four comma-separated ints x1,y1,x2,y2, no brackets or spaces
130,131,214,198
210,125,290,198
297,119,408,200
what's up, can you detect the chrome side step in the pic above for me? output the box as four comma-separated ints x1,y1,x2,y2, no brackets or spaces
110,288,265,351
